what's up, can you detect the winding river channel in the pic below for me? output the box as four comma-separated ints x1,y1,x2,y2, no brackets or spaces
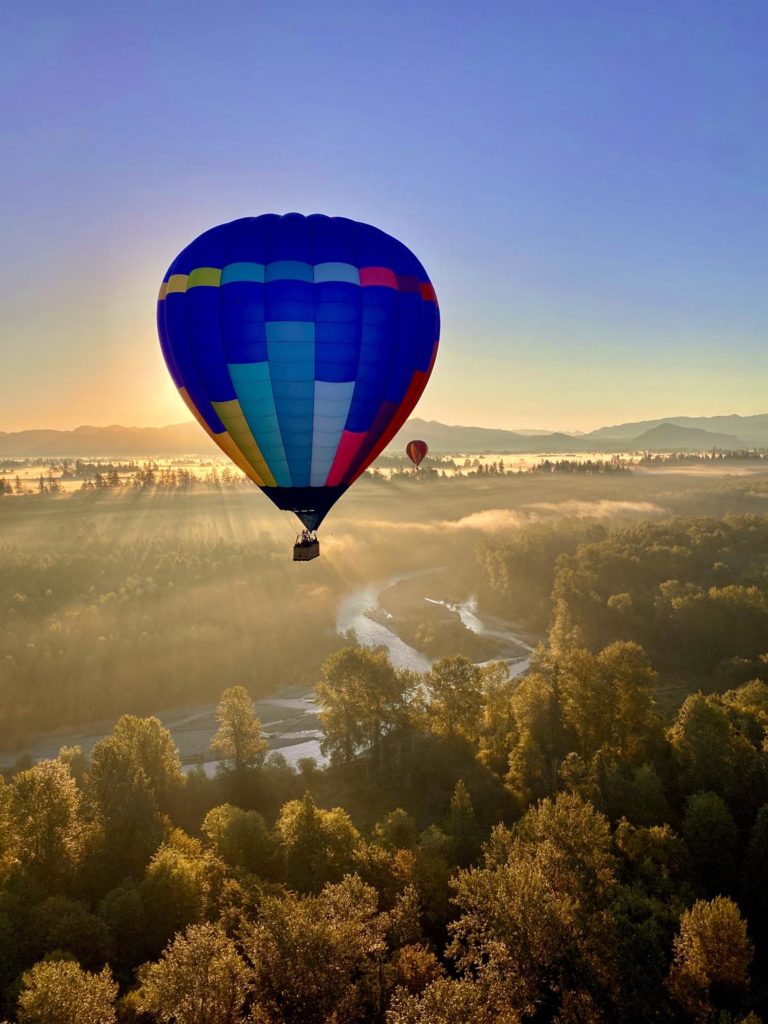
1,575,535,774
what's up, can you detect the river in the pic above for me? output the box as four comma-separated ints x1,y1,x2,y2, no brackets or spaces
1,575,535,774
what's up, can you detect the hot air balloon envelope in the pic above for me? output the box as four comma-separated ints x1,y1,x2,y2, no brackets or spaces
158,214,439,532
406,439,428,467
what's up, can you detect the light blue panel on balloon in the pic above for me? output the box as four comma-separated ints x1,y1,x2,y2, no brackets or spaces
313,262,360,284
310,380,355,485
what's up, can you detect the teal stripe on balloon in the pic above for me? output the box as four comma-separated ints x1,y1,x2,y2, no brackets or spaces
228,361,292,487
221,262,265,284
265,260,314,282
263,321,316,485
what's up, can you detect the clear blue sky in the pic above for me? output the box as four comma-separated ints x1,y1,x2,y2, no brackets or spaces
1,0,766,432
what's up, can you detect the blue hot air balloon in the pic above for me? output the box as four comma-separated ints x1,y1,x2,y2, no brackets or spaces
157,214,439,556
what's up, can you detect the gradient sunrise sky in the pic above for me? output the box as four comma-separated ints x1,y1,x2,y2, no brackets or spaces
1,1,767,433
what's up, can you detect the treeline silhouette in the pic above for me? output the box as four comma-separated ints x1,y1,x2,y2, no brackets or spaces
638,450,768,465
1,457,632,496
3,633,768,1022
3,448,768,498
0,461,252,494
370,457,631,482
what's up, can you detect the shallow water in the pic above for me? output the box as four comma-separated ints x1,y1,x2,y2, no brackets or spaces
3,577,533,771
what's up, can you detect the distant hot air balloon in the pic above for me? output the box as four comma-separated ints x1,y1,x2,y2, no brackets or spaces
158,214,439,559
406,439,428,468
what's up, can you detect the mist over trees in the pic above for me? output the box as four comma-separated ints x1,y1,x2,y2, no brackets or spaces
3,472,768,1019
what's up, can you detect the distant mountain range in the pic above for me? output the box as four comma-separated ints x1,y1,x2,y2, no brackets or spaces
1,413,766,458
588,413,768,447
0,423,211,458
397,417,767,453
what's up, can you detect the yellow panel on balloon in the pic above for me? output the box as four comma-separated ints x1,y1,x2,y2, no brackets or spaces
177,387,262,485
212,399,277,487
187,267,222,288
164,274,189,295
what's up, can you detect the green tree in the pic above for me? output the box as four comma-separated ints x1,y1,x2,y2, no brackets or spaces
505,671,569,807
97,882,148,974
139,834,222,955
423,657,483,741
668,693,765,810
29,897,112,970
681,792,739,898
559,642,661,762
317,646,413,769
445,781,481,867
97,715,183,804
17,960,117,1024
201,804,274,876
241,875,386,1024
450,793,619,1019
58,746,87,786
374,809,418,852
135,922,251,1024
411,826,455,937
11,759,83,891
275,792,359,892
387,976,518,1024
211,686,267,774
741,803,768,932
477,662,518,776
668,897,753,1022
0,778,18,882
85,738,164,885
597,758,670,826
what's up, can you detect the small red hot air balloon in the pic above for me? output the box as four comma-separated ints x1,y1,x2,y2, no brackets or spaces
406,439,428,468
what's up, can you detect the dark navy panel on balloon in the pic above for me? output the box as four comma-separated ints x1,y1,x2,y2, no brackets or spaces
346,378,387,432
185,287,237,402
157,308,182,387
225,216,273,264
314,281,359,321
265,279,314,321
171,224,230,275
354,224,401,270
315,320,359,382
162,294,226,433
309,214,358,265
269,212,312,263
220,282,267,363
361,287,398,326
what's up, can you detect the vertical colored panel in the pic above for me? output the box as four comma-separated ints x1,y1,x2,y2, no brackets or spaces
228,361,292,487
310,380,355,485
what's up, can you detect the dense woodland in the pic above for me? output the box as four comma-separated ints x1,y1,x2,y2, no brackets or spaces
480,514,768,701
2,502,768,1020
